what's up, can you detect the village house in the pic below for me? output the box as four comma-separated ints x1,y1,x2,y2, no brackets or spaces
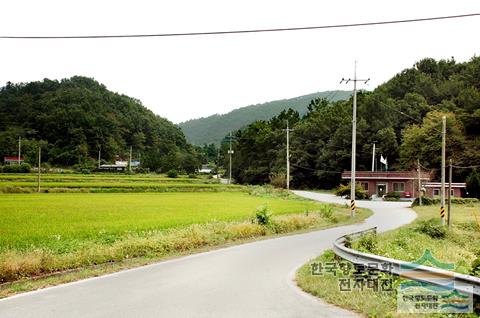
3,156,24,164
341,171,467,198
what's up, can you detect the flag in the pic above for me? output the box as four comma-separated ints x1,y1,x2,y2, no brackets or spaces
380,155,387,165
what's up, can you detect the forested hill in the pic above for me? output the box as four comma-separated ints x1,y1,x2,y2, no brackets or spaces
179,90,350,145
227,56,480,189
0,76,199,172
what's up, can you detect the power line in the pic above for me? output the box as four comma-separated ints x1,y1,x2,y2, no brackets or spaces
290,163,343,174
452,164,480,169
375,99,443,134
1,13,479,39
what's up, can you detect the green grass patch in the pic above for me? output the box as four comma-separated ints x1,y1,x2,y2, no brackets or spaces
0,191,372,288
296,203,480,317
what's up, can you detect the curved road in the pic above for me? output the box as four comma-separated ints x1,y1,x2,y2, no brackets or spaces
0,192,416,318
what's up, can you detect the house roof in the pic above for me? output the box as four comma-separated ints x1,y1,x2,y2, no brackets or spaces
4,156,24,161
341,171,431,181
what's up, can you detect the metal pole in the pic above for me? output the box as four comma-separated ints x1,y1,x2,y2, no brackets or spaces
417,159,422,206
448,158,452,228
98,148,101,168
286,120,290,190
440,115,446,225
18,136,21,165
229,132,232,185
37,146,41,193
371,143,376,172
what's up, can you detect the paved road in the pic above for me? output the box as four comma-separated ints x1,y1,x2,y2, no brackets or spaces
0,192,416,318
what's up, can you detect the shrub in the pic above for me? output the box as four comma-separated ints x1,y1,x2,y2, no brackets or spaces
335,183,369,199
343,235,352,248
466,169,480,199
414,218,447,239
269,172,286,189
188,173,197,179
319,204,337,222
412,197,479,206
166,169,178,178
384,192,400,201
357,233,377,253
471,257,480,277
412,196,438,206
254,205,271,225
1,163,31,173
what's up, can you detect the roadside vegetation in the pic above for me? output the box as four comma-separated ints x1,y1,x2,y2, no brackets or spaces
296,202,480,317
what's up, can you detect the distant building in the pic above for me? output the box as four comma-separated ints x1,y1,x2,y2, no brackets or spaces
98,160,140,172
341,171,466,198
199,164,212,173
424,182,466,198
4,156,24,164
341,171,431,198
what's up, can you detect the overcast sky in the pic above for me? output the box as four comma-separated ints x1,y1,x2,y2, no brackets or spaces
0,1,479,123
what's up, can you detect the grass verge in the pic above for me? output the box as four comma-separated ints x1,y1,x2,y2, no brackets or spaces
296,202,480,317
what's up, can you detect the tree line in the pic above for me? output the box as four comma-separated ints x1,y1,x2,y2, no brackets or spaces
0,76,202,173
224,56,480,190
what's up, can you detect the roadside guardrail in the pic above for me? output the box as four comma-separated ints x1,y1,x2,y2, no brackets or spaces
333,227,480,296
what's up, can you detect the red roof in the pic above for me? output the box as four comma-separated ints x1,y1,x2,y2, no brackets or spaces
4,156,24,161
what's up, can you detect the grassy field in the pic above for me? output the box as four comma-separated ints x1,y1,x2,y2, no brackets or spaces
0,183,373,292
0,173,237,193
0,192,324,251
296,202,480,317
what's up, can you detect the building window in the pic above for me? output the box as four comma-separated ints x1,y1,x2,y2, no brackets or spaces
393,182,405,192
433,189,440,196
361,182,369,191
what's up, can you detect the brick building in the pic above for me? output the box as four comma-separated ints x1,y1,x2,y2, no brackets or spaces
341,171,431,198
341,171,467,198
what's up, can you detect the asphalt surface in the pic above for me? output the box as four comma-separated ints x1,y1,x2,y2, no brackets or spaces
0,192,416,318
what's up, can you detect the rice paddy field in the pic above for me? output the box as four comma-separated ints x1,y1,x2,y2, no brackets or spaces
0,191,323,251
0,173,239,193
0,172,371,290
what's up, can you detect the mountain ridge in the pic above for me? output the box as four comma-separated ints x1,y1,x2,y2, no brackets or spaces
179,90,351,145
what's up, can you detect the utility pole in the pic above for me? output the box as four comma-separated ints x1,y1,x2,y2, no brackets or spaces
417,159,422,206
227,132,234,184
129,146,133,173
18,136,21,165
37,146,41,193
440,115,446,225
283,120,294,190
371,142,376,172
448,158,452,228
341,62,370,217
98,147,101,168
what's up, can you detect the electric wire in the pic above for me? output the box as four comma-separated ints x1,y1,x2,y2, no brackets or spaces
1,13,478,39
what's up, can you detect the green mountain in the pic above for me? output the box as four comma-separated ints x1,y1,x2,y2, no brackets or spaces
178,90,351,145
0,76,199,172
228,56,480,188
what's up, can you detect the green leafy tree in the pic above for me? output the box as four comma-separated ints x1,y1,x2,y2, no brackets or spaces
466,169,480,199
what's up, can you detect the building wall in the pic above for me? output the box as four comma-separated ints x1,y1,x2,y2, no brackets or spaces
358,179,416,197
425,187,464,198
